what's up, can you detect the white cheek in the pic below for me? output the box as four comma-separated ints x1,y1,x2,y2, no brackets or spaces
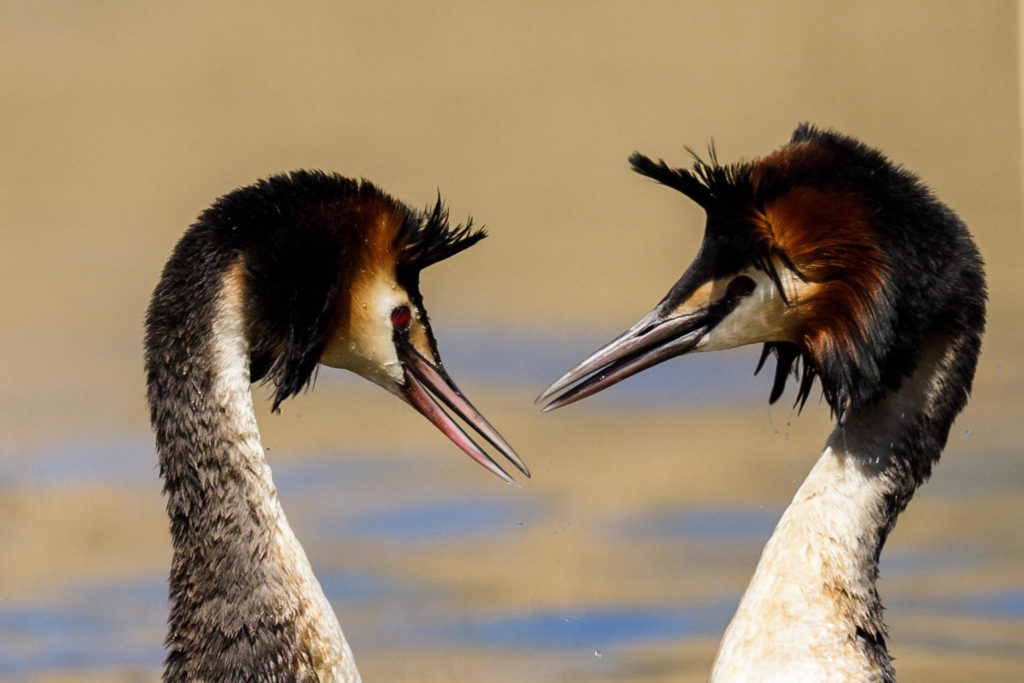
330,340,404,393
698,268,802,351
321,276,409,391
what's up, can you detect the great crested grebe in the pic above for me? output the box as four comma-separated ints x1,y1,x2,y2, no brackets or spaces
539,125,985,681
146,172,527,681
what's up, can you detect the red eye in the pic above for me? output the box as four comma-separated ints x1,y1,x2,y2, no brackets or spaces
727,276,756,298
391,305,412,330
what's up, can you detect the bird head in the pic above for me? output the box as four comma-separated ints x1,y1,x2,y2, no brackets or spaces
539,125,985,419
208,172,527,484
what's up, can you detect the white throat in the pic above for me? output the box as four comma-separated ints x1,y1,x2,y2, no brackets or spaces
709,335,960,683
208,271,361,682
709,444,892,682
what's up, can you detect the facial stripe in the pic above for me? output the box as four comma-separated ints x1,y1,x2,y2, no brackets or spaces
666,279,714,317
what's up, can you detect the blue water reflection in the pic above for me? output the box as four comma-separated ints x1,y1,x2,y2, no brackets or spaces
618,506,781,541
4,575,1021,675
0,435,155,489
431,602,734,651
0,579,165,674
331,498,534,542
890,589,1024,622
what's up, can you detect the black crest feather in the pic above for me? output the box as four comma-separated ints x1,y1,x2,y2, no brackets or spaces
629,151,714,209
397,193,486,274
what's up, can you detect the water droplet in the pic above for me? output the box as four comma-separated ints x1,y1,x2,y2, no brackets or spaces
564,617,570,623
964,430,973,438
996,364,1003,371
594,650,603,658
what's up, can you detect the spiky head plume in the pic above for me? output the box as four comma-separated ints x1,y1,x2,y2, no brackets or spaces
631,124,985,418
162,171,484,410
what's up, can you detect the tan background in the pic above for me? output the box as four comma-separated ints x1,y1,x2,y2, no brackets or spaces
1,2,1021,681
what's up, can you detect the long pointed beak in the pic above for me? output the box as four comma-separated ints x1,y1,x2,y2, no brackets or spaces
537,302,726,412
397,341,529,485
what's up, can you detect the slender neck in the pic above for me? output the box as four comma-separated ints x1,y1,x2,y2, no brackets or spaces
710,330,972,682
147,263,359,682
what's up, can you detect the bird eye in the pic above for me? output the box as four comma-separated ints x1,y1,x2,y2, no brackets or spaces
391,305,412,330
727,276,756,298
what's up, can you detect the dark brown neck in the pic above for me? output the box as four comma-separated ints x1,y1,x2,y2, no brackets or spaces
145,256,358,681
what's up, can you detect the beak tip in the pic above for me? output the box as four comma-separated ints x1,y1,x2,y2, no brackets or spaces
401,344,529,484
538,394,572,414
536,376,573,406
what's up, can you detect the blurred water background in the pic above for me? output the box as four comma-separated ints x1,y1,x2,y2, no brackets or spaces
1,2,1022,681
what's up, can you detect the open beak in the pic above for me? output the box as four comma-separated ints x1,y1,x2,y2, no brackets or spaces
537,292,736,412
396,340,530,485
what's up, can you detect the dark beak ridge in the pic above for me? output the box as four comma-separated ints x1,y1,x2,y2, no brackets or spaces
537,307,715,412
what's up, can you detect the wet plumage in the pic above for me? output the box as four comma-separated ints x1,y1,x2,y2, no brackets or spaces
146,173,526,681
